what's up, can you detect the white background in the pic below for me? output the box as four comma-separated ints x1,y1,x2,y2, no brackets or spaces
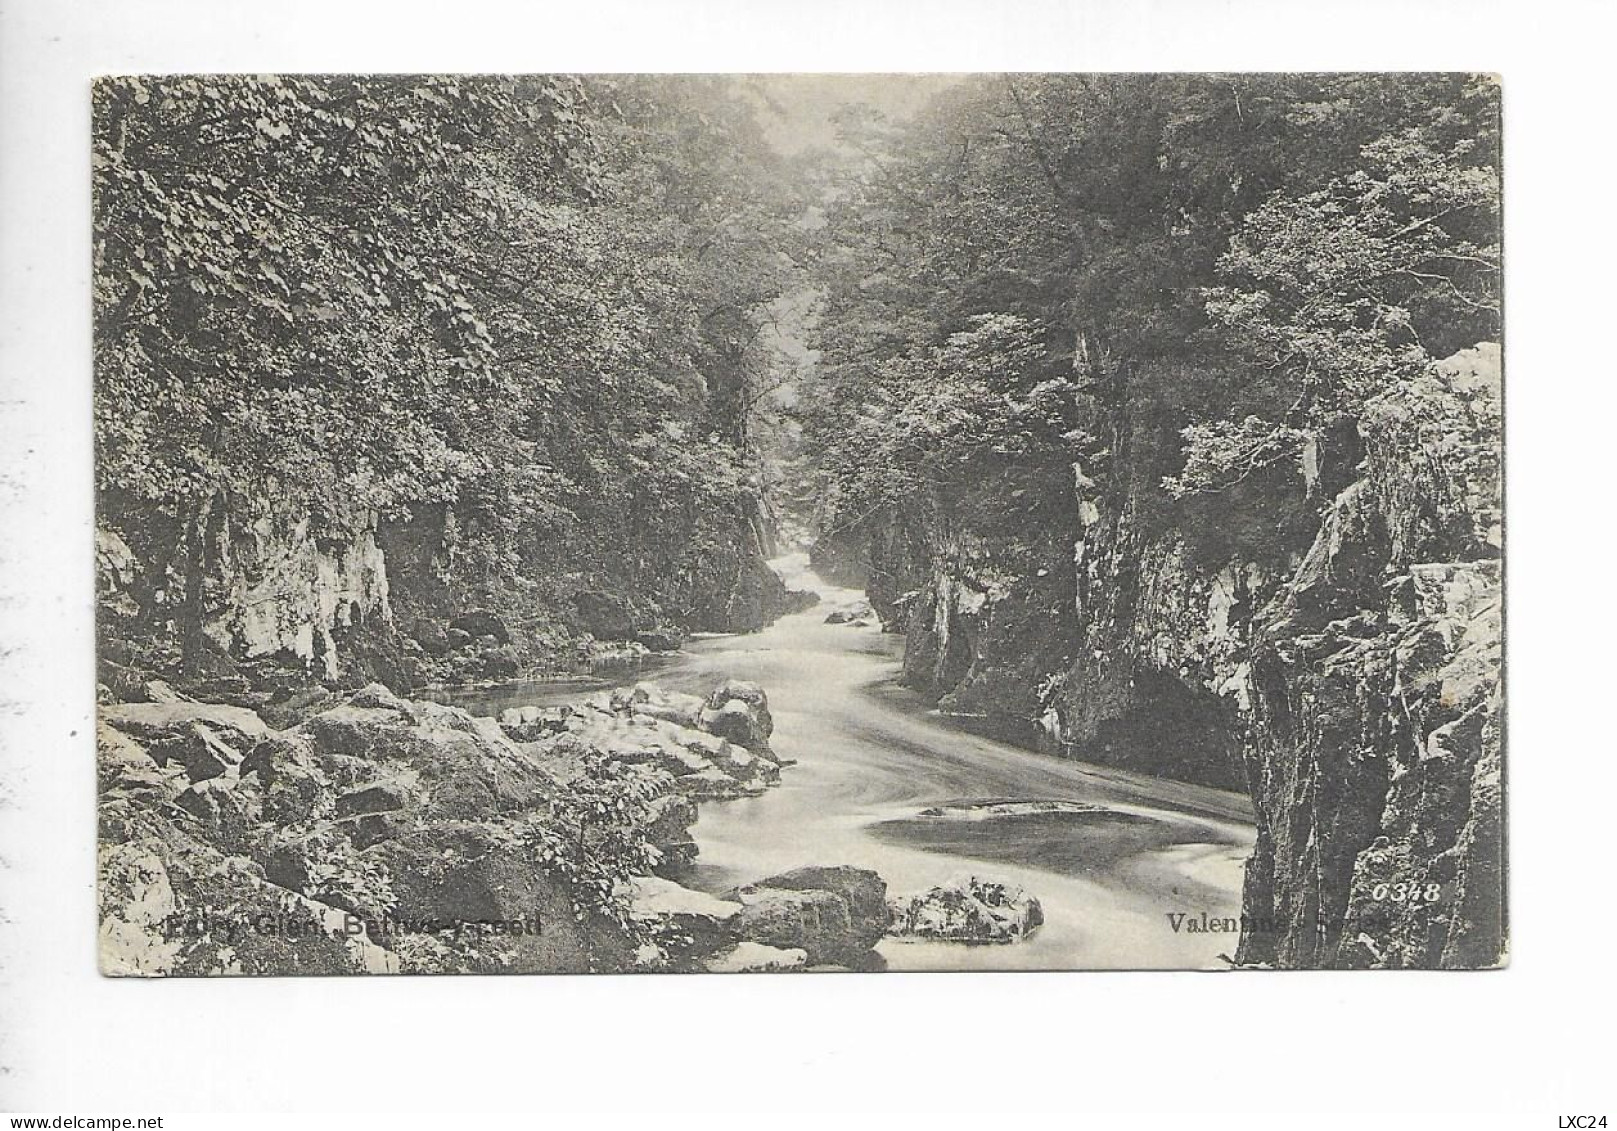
1,0,1612,1119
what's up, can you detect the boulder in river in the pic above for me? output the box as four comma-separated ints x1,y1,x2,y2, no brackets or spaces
700,679,774,753
708,678,769,710
728,865,890,965
887,874,1045,944
699,700,772,756
823,599,872,625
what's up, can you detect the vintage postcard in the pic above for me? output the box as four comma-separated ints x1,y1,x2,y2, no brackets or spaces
94,73,1504,974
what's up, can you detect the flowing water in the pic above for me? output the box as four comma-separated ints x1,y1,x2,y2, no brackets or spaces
434,554,1256,970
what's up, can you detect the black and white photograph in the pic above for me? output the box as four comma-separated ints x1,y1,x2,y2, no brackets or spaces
91,72,1503,976
5,0,1614,1121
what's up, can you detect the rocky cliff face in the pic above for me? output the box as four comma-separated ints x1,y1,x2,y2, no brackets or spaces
838,344,1504,968
1235,345,1503,968
372,493,810,686
98,486,806,702
98,497,409,702
847,483,1268,791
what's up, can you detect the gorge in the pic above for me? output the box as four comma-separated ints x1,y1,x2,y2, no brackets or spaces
95,73,1505,973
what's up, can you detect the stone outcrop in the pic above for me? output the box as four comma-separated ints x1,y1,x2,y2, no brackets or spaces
96,674,831,975
611,862,895,972
495,680,783,803
97,497,403,699
680,545,814,634
98,682,710,975
99,811,402,977
100,700,272,783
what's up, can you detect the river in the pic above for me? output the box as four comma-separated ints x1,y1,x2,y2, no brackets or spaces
431,554,1256,971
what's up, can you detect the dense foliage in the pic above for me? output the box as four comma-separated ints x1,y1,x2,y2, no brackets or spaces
802,74,1501,560
94,75,806,668
94,74,1502,679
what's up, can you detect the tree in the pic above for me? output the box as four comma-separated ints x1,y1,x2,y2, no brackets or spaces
1171,80,1501,496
